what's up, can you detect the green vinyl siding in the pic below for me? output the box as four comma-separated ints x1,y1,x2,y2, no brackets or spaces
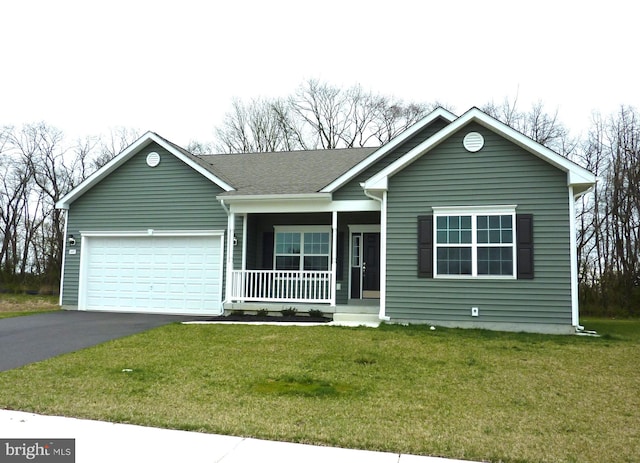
385,122,573,328
61,143,229,306
334,117,450,200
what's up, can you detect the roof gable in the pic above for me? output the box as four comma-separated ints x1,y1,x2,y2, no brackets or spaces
364,107,596,194
321,107,457,193
56,132,234,209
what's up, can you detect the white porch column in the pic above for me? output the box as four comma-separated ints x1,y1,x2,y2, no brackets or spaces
225,212,236,302
330,210,338,307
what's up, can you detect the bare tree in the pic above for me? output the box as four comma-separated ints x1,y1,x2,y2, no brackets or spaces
214,97,308,153
95,126,140,169
214,79,441,153
577,106,640,315
9,123,69,285
187,140,213,155
482,98,572,155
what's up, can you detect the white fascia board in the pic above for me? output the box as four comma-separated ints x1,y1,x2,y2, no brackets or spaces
363,108,597,191
320,107,457,193
79,230,225,237
218,193,332,202
56,132,234,210
222,194,332,214
219,195,380,214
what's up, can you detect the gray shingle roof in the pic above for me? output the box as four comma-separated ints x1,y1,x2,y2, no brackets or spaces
197,147,377,195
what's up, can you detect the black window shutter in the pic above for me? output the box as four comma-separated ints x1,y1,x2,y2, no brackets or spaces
418,215,433,278
516,214,534,279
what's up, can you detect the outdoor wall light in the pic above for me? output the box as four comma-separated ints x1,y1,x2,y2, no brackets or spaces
68,235,76,246
233,235,238,246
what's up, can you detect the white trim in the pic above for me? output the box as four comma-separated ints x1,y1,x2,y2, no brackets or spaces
433,206,517,279
379,191,388,320
321,107,457,193
225,213,235,304
364,107,596,192
218,193,330,202
224,198,380,214
79,229,224,237
331,211,338,307
569,186,580,327
78,235,89,310
56,132,234,209
59,209,69,306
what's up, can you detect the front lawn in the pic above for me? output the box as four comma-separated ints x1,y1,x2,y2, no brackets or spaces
0,319,638,463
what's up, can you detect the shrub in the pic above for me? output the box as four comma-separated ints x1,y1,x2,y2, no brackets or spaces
281,307,298,317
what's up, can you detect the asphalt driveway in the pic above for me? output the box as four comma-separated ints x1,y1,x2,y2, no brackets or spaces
0,311,197,372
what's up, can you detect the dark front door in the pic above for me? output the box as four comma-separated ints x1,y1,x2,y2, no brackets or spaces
350,232,380,299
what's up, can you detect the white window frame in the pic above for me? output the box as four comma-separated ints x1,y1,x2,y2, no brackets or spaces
433,205,517,279
273,226,331,272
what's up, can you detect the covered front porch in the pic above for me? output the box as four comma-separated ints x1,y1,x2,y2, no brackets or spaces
222,207,383,319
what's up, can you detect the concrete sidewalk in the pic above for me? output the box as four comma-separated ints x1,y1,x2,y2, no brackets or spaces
0,410,480,463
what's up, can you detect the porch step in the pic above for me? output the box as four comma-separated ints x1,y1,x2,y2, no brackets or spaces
331,313,381,327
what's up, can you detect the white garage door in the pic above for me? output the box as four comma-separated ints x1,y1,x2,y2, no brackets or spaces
81,234,223,315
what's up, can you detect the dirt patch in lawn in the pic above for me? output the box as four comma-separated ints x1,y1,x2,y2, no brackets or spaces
0,294,59,313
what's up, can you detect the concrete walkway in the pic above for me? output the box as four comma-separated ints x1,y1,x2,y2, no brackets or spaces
0,410,480,463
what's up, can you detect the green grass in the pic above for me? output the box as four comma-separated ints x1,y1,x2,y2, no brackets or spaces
0,319,638,463
0,293,59,318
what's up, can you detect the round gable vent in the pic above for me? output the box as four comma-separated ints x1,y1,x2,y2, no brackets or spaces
463,132,484,152
146,151,161,167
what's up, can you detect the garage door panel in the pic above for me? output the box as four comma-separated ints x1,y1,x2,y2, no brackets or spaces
82,234,222,315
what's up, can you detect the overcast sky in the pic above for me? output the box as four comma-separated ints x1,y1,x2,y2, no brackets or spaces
1,0,637,147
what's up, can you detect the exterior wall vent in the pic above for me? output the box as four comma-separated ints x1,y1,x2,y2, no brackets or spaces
146,152,161,167
463,132,484,152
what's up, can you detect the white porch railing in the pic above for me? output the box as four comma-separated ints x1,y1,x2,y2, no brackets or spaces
230,270,332,303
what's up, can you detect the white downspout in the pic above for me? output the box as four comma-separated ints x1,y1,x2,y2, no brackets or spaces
362,186,389,321
571,184,595,332
568,185,580,329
